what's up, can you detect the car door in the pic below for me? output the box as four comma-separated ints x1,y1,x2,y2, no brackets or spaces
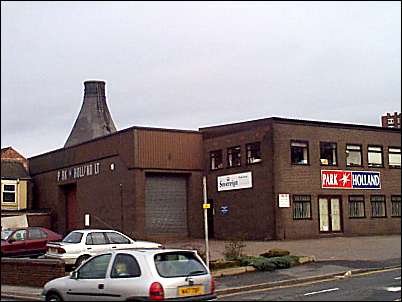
104,232,132,251
85,232,109,255
27,228,48,256
104,253,146,301
7,229,27,257
64,253,113,301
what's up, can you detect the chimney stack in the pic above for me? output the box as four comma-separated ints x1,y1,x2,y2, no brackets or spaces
64,80,117,148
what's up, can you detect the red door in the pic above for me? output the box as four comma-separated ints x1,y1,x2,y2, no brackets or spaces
66,185,78,233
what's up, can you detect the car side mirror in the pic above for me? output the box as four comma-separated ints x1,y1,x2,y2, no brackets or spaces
8,238,15,243
70,271,79,280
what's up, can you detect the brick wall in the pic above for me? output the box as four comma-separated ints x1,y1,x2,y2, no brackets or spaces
1,258,65,287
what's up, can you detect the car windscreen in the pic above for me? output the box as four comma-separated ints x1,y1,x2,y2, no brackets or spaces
62,232,83,243
154,252,208,278
1,230,14,240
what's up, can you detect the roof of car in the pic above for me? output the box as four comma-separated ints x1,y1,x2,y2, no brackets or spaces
111,248,200,256
70,229,122,233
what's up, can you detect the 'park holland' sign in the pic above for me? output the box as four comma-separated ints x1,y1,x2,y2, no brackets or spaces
321,170,381,190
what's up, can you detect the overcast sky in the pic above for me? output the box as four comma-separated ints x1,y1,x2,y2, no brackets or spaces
1,1,401,158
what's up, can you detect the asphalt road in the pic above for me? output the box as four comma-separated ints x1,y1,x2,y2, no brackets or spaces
219,268,401,301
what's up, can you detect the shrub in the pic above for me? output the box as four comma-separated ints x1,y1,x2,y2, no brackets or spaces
238,255,300,271
223,238,246,260
260,248,290,258
210,259,241,270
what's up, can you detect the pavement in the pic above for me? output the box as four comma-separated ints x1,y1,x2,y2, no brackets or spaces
1,235,401,301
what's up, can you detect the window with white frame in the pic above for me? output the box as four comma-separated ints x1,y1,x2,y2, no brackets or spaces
368,145,383,167
2,183,17,203
388,147,401,168
391,195,401,217
346,144,362,166
371,195,386,218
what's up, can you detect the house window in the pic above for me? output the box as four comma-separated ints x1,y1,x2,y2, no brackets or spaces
227,146,241,167
370,195,386,217
391,195,401,217
292,195,311,219
320,142,337,166
346,144,362,166
387,118,394,124
388,147,401,168
210,150,223,170
246,142,262,164
367,146,383,167
291,141,309,165
348,195,365,218
2,184,16,203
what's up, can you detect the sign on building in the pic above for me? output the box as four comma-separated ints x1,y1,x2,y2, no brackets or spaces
278,194,290,207
217,172,253,192
321,170,381,189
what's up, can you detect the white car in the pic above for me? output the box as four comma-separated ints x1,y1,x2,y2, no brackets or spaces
42,249,216,302
45,229,163,267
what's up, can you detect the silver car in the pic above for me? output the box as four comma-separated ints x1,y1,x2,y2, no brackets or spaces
42,248,216,301
45,229,163,267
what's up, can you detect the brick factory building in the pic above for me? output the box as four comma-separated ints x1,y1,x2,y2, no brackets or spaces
27,81,401,241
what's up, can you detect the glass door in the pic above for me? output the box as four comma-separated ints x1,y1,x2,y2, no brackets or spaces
319,196,342,233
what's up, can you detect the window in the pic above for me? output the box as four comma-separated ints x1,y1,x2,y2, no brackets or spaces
292,195,311,219
28,228,47,240
210,150,223,170
371,195,386,217
388,147,401,168
154,251,208,278
387,118,394,124
346,144,362,166
105,232,130,244
291,141,309,165
391,195,401,217
11,230,27,241
62,232,83,243
368,146,383,167
227,146,241,167
111,254,141,278
348,195,365,218
86,232,107,245
2,184,16,203
246,142,262,164
78,254,112,279
320,142,337,166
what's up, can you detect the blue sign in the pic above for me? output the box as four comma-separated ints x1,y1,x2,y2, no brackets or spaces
219,206,229,216
351,171,381,189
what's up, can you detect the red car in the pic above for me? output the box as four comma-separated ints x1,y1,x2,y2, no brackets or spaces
1,226,63,258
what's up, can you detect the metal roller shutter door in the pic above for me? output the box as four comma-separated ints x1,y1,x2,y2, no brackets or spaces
145,174,188,235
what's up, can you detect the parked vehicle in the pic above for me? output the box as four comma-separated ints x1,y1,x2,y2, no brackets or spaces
45,229,163,267
42,248,216,301
1,227,63,258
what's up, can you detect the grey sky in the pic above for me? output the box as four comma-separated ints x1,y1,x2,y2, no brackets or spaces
1,1,401,158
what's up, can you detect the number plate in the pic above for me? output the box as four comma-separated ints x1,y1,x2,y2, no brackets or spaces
178,285,205,297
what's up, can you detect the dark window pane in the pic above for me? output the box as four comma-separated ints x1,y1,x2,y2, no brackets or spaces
105,232,130,244
292,195,311,219
371,196,386,217
246,142,262,164
227,146,241,167
320,142,337,165
291,142,308,165
391,196,401,217
78,254,112,279
210,150,223,170
349,196,365,218
3,192,15,202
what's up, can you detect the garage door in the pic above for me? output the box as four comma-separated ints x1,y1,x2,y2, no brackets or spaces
145,174,188,235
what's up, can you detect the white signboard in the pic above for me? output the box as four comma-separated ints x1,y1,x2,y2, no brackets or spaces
217,172,253,192
278,194,290,208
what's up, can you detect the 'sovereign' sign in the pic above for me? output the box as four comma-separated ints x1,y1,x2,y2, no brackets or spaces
217,172,253,192
321,170,381,189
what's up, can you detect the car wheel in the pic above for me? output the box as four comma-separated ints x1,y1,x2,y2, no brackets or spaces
75,255,90,267
46,292,63,302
